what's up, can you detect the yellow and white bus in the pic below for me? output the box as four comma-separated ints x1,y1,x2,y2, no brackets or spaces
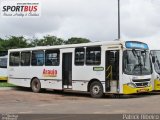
149,43,160,91
0,51,8,81
8,40,152,98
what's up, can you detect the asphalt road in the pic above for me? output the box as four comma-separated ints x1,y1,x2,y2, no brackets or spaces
0,87,160,120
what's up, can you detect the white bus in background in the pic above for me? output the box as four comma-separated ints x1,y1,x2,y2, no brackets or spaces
8,40,152,98
0,51,8,81
148,42,160,91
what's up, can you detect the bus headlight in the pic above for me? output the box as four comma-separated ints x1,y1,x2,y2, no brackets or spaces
127,83,136,88
147,82,151,87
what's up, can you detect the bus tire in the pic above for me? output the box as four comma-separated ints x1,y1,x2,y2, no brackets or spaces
31,78,41,93
90,81,104,98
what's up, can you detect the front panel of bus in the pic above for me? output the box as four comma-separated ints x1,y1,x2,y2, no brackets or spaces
121,41,152,94
150,50,160,91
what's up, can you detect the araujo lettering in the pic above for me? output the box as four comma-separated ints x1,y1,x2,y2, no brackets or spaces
43,69,57,77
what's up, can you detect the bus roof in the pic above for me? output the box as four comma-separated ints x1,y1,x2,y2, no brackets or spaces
8,40,123,52
8,40,149,52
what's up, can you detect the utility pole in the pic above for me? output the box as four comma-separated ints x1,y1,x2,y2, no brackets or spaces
118,0,120,40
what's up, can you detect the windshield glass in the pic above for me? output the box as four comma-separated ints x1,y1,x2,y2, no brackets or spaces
0,57,7,68
123,50,151,75
151,50,160,74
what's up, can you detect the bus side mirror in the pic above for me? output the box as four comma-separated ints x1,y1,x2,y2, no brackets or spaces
152,56,155,63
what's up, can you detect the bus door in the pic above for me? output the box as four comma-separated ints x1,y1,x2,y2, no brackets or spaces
62,53,72,89
105,50,119,93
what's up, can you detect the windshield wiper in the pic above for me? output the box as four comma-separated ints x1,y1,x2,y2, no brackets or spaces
133,50,143,74
133,63,143,69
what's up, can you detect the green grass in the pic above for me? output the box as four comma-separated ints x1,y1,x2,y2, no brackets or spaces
0,82,16,87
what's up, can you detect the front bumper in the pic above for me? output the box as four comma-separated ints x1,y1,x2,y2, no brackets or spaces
154,79,160,91
123,84,152,94
0,76,8,81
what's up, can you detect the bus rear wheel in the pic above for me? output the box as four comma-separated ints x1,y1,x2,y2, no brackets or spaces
31,78,41,93
90,81,104,98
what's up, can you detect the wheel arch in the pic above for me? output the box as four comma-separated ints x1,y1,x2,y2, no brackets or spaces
30,77,39,87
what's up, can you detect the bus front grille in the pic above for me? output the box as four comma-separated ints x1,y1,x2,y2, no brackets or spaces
135,82,148,87
132,79,150,82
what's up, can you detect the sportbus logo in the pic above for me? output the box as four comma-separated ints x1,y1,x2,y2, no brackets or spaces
0,0,41,17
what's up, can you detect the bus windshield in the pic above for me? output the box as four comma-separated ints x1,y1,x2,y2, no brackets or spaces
123,50,151,75
151,50,160,74
0,57,7,68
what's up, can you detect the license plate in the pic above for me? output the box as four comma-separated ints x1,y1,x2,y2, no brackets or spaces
138,89,147,92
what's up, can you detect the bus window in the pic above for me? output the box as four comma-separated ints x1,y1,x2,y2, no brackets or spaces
45,50,60,66
151,51,160,74
0,57,7,68
75,47,85,65
0,51,8,56
21,52,31,66
31,51,44,66
9,52,20,66
86,46,101,65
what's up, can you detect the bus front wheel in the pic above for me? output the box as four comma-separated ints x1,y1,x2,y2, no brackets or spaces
90,81,104,98
31,78,41,93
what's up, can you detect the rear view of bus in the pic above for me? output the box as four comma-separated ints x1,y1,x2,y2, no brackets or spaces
0,51,8,81
122,41,152,94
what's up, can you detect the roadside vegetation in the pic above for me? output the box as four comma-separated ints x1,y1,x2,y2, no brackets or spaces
0,81,16,87
0,35,90,51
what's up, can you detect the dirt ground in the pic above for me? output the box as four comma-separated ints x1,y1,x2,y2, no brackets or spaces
0,87,160,114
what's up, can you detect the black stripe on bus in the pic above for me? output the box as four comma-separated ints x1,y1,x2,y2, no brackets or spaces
72,80,105,83
9,77,105,83
9,77,31,79
9,77,62,81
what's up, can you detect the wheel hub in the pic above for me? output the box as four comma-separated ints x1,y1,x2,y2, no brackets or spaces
92,85,100,94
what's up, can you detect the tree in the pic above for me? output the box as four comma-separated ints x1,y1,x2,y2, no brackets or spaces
30,35,64,46
4,36,29,50
65,37,90,44
0,36,29,51
28,38,39,47
0,38,5,51
0,36,91,51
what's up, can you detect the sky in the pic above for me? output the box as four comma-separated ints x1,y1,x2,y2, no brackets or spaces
0,0,160,42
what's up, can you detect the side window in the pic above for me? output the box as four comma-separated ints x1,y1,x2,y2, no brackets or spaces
31,51,44,66
9,52,20,66
0,57,7,68
75,47,85,65
21,52,31,66
45,50,60,66
0,51,8,56
86,46,101,65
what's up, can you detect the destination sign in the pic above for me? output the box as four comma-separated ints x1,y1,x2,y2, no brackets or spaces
125,41,149,49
